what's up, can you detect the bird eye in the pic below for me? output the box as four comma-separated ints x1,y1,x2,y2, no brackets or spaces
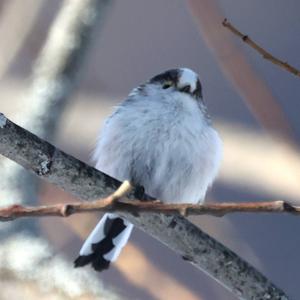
162,81,172,89
180,85,191,93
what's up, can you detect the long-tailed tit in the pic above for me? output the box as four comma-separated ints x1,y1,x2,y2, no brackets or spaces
74,68,222,271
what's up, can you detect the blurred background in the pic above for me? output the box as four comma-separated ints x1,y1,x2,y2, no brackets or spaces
0,0,300,299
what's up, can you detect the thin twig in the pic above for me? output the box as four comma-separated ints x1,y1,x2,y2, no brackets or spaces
0,199,299,221
222,18,300,78
110,180,133,200
188,0,294,138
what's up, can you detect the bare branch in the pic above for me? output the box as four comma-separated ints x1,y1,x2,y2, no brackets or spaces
0,113,289,300
187,0,293,139
0,199,299,221
23,0,112,138
223,18,300,78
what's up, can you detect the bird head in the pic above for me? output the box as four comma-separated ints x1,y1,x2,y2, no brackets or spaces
149,68,202,100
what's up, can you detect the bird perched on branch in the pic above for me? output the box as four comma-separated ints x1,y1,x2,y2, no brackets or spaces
74,68,222,271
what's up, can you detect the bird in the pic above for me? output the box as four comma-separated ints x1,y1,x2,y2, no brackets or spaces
74,68,222,271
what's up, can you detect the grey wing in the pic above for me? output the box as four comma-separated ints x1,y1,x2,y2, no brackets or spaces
93,108,133,182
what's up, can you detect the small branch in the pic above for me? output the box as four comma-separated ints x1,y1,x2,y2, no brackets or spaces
222,18,300,78
110,180,133,200
0,180,133,221
0,199,299,221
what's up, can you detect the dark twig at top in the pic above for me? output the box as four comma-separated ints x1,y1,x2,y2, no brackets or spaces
223,18,300,78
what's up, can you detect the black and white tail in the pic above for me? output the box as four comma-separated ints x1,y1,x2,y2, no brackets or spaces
74,213,133,271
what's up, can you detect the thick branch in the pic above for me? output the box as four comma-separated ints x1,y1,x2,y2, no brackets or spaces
0,113,289,300
0,200,299,221
223,18,300,78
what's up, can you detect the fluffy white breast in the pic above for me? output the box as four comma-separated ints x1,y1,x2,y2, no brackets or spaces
94,79,222,204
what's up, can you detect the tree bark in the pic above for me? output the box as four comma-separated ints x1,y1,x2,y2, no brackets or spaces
0,113,289,300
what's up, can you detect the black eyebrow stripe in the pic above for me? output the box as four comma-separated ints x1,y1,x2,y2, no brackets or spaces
149,69,180,85
194,79,203,98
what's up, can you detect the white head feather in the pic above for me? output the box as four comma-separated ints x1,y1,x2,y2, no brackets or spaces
178,68,199,93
